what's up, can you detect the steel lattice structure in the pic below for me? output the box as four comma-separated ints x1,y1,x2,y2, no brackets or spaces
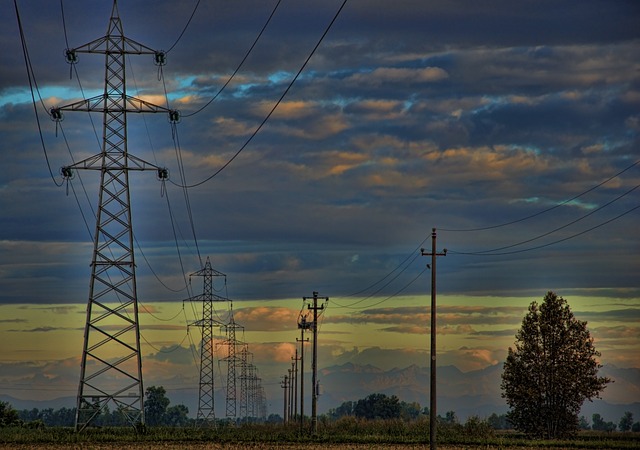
238,345,250,420
222,312,243,418
53,0,173,432
186,257,227,426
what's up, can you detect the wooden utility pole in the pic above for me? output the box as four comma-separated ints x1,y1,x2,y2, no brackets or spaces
297,317,310,431
421,228,446,450
281,375,289,423
291,350,299,422
304,291,327,434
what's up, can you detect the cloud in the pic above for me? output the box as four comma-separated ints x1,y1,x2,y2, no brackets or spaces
8,326,75,333
348,67,449,87
249,341,297,365
439,347,504,372
233,306,301,331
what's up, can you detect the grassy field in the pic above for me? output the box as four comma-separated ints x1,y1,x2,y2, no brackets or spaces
0,421,639,449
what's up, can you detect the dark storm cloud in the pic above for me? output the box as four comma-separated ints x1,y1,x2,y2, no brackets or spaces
1,0,638,304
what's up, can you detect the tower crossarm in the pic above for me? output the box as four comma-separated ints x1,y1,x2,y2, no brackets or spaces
52,94,174,115
64,1,166,65
62,152,169,176
68,35,160,57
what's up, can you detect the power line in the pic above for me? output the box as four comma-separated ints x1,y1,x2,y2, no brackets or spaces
334,265,429,311
455,183,639,255
441,158,640,232
171,0,349,188
449,203,639,256
14,0,63,187
331,252,421,309
165,0,201,54
182,0,283,118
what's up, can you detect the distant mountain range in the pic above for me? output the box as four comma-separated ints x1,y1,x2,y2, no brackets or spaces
315,363,640,423
3,363,638,425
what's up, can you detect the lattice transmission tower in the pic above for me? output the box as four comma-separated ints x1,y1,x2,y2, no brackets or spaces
185,256,228,426
238,345,251,421
222,310,243,418
52,0,176,431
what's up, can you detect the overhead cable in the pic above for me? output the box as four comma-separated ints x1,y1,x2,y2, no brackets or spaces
166,0,201,54
441,158,640,232
183,0,283,118
172,0,349,188
14,0,63,187
449,203,639,256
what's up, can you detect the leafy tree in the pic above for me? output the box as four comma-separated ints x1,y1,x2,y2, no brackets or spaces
353,393,401,420
592,413,616,432
440,410,458,424
619,411,634,432
632,421,640,432
501,291,610,438
327,400,355,419
487,413,511,430
579,415,590,430
399,401,422,420
0,401,21,427
165,404,190,426
144,386,170,426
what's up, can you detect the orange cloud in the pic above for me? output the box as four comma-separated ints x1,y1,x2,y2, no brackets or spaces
250,341,296,364
233,306,300,331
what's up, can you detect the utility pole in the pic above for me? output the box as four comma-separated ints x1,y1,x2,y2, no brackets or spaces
52,0,175,431
281,374,289,423
297,316,310,431
291,349,299,422
304,291,328,434
421,228,446,450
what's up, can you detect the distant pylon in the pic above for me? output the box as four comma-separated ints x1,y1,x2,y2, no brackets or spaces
238,345,251,420
222,310,243,418
52,0,175,432
185,257,228,426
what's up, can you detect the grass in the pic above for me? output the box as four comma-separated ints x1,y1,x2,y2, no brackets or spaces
0,420,639,449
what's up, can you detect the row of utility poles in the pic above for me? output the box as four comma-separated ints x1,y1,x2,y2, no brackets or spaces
281,291,327,434
280,229,444,449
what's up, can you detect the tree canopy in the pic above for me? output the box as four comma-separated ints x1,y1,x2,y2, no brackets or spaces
501,291,610,438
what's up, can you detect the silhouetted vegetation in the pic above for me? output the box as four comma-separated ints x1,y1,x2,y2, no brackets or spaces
502,291,610,438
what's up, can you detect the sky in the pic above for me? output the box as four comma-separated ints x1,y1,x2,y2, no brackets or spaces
1,0,639,417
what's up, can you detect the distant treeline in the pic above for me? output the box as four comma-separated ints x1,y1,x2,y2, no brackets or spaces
3,393,640,432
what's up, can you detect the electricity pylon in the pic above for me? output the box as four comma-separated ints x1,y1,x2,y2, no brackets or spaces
186,257,228,426
238,345,251,420
222,310,243,418
52,0,175,431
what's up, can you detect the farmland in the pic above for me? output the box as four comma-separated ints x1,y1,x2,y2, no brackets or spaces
1,421,639,449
